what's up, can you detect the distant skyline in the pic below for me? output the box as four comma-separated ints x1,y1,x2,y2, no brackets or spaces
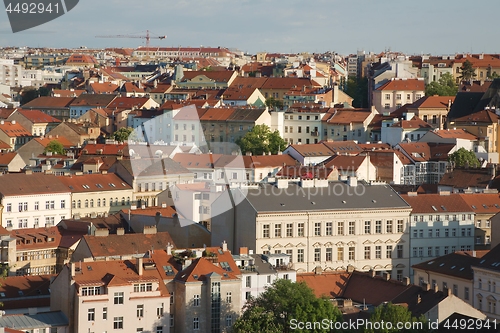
0,0,497,56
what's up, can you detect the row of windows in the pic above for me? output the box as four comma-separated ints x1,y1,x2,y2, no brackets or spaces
412,245,471,257
385,93,418,101
284,137,319,145
6,200,66,212
7,216,58,228
284,115,320,121
477,279,497,293
72,197,130,209
412,228,472,238
17,249,56,261
413,214,472,222
284,126,319,134
15,265,55,276
138,182,165,192
262,220,405,238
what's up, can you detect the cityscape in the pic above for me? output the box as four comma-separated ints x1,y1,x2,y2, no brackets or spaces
0,2,500,332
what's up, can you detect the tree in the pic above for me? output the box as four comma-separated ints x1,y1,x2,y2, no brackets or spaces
44,140,65,155
459,60,477,82
364,302,431,333
38,86,51,97
344,76,368,108
265,97,284,110
233,279,343,333
448,147,480,168
20,87,39,105
236,124,287,155
112,127,137,143
425,73,458,96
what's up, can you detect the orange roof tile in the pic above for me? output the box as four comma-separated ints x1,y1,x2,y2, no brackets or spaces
430,129,478,140
297,272,350,298
391,116,433,129
89,82,119,94
401,193,472,213
0,121,32,137
459,193,500,214
0,152,18,165
16,109,61,123
377,78,425,91
409,95,455,109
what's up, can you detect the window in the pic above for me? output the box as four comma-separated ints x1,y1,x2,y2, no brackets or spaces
193,294,200,307
114,317,123,329
463,287,469,300
226,315,232,327
348,247,355,260
427,247,433,257
385,94,391,100
6,203,11,212
326,222,332,236
384,103,390,109
375,220,382,234
61,200,65,209
114,292,124,304
285,223,293,237
386,220,393,233
348,221,355,235
314,222,321,236
226,292,232,303
445,229,449,237
77,200,81,208
246,276,251,288
274,224,281,237
156,304,164,316
364,221,371,234
263,224,270,238
314,248,321,262
34,201,39,210
245,291,251,300
170,291,174,304
386,245,393,259
286,249,293,262
170,314,174,328
364,246,371,259
397,220,403,233
418,247,423,257
396,93,401,100
337,247,344,261
88,308,95,321
337,222,344,235
435,229,440,237
419,230,423,238
297,249,304,262
397,245,403,258
375,246,381,259
397,270,403,281
298,223,304,236
103,307,107,320
193,317,199,330
326,248,332,261
137,304,144,318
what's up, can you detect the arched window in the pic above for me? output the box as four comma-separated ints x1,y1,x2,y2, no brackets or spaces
102,198,106,207
121,197,125,205
85,199,89,208
115,197,118,206
90,199,94,208
72,200,76,209
77,200,81,209
126,197,130,205
97,198,101,207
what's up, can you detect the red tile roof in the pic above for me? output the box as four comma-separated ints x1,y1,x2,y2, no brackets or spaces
0,121,31,137
297,272,350,299
452,109,500,124
65,54,98,65
323,109,372,124
0,173,70,196
89,82,119,94
199,108,235,121
180,70,236,83
391,116,433,129
438,168,493,189
430,129,478,140
376,78,425,91
34,136,74,148
243,154,298,168
0,152,18,165
107,96,150,110
324,155,367,171
127,206,177,218
288,143,336,157
52,89,85,98
261,77,321,90
401,193,472,213
22,96,75,109
16,109,61,123
173,153,222,169
11,225,84,251
176,256,239,283
56,173,132,193
396,142,454,162
459,193,500,214
409,95,455,109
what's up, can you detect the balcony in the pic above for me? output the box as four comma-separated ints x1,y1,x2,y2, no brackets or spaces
311,131,319,137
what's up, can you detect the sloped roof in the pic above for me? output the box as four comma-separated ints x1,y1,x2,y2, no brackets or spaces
0,173,69,196
409,95,455,109
459,193,500,214
0,274,53,310
16,109,61,123
391,116,433,129
276,165,335,179
0,152,18,165
452,109,500,124
430,129,478,140
33,136,74,148
89,82,119,94
82,231,175,258
116,158,192,178
412,252,480,280
261,77,321,89
438,168,492,189
324,155,367,171
69,94,116,107
323,109,372,124
288,143,335,158
397,142,454,162
66,54,98,65
57,173,132,193
199,107,235,121
176,256,240,283
11,225,85,251
22,96,75,109
472,243,500,273
401,193,473,213
179,70,236,83
244,154,298,168
230,76,268,89
376,79,425,91
173,153,222,169
297,272,350,299
0,121,32,137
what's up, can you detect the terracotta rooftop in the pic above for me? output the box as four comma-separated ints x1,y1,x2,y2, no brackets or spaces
261,77,321,90
459,193,500,214
452,109,500,124
287,143,335,157
0,173,69,196
324,155,367,171
0,152,18,165
180,70,236,83
199,107,236,121
297,272,350,299
69,94,116,107
56,173,132,193
65,54,98,65
173,153,222,169
438,168,493,189
401,193,473,213
0,274,54,310
229,76,268,89
11,225,85,251
391,116,433,129
89,82,119,94
323,109,372,124
52,89,85,98
34,136,74,148
127,206,177,218
429,129,478,140
276,165,335,180
176,255,240,283
243,154,298,168
376,78,425,91
409,95,455,109
0,121,32,137
15,109,61,123
396,142,455,162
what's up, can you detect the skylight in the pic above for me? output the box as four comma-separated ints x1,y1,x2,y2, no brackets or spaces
432,206,437,211
441,205,447,211
163,265,174,276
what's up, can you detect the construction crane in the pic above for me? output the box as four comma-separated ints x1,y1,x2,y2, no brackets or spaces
95,30,166,58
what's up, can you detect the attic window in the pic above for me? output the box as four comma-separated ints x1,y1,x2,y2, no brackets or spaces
96,184,103,188
87,266,92,271
431,206,437,211
441,206,447,211
218,249,224,255
121,183,127,187
439,263,445,267
450,266,456,269
193,274,199,280
223,273,229,278
220,262,232,272
163,265,174,276
18,291,23,296
472,205,477,209
496,204,500,209
109,183,116,188
483,204,488,209
460,267,465,271
0,292,5,297
82,185,90,189
427,261,434,265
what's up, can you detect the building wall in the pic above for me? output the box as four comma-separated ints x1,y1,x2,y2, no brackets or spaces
412,269,473,305
70,189,134,218
2,192,72,229
283,112,325,145
373,89,424,114
473,266,500,320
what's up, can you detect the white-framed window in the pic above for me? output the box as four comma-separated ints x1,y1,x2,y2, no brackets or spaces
113,317,123,329
88,308,95,321
193,317,199,330
193,294,200,307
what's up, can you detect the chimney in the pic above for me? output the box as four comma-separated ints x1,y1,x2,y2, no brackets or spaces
137,257,143,276
143,225,157,234
445,287,452,296
402,277,410,286
348,176,358,187
369,269,376,277
182,258,192,270
417,294,422,304
421,282,430,291
11,120,15,125
239,247,248,255
222,240,228,252
116,228,125,235
433,283,439,293
383,272,390,281
166,242,173,255
71,262,76,277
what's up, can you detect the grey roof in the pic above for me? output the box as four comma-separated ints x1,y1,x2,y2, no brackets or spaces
226,108,267,122
473,243,500,272
117,158,193,178
0,311,68,329
241,182,410,213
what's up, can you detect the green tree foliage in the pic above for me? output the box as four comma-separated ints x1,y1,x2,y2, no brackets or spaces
363,302,431,333
344,76,368,108
265,97,284,109
236,124,287,155
459,60,477,82
425,73,458,96
112,127,137,142
233,279,343,333
448,147,480,168
44,140,65,155
20,87,39,105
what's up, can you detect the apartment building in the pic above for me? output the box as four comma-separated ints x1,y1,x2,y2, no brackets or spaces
50,259,171,333
406,95,455,129
322,108,376,143
472,244,500,320
283,108,327,145
372,78,425,114
0,173,71,229
57,172,134,218
459,193,500,248
401,192,475,269
211,179,413,279
0,120,33,150
7,109,61,136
